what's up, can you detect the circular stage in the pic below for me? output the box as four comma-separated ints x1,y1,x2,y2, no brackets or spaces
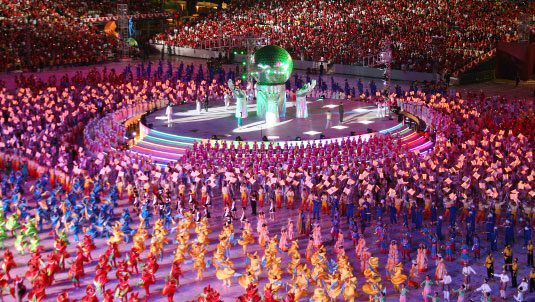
145,100,397,142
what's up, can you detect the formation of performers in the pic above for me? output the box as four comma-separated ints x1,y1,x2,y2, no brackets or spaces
0,61,533,301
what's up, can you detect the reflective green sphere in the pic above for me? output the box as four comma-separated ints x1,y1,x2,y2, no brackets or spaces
250,45,293,86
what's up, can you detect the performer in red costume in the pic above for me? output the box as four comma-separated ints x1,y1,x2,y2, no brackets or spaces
25,246,43,280
162,278,178,302
94,266,110,294
1,249,16,280
115,259,130,281
102,289,114,302
129,292,141,302
170,260,183,285
0,271,8,300
80,235,96,260
56,291,71,302
106,242,122,268
25,263,40,280
53,237,69,270
81,284,98,302
27,246,44,270
127,248,140,274
28,276,46,302
69,254,85,287
114,274,132,302
146,252,160,272
44,253,60,285
139,266,156,300
96,253,112,273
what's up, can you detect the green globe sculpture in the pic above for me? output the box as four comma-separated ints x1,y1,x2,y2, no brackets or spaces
250,45,293,86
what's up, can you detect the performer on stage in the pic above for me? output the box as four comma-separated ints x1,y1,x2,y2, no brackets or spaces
204,94,209,112
224,92,231,109
325,110,332,129
338,102,344,124
165,103,173,125
196,98,202,114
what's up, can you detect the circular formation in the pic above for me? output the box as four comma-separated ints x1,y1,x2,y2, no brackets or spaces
250,45,294,86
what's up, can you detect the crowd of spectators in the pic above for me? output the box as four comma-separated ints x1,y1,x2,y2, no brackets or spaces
157,0,533,73
0,0,120,71
60,0,165,18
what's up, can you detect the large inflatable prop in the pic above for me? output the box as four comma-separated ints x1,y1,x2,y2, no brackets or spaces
250,45,293,125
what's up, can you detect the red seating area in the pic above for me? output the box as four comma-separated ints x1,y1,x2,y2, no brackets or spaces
157,0,533,73
0,0,134,71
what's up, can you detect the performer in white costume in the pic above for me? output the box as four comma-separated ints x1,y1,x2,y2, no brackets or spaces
224,93,230,109
196,98,202,114
325,110,332,129
165,103,173,125
295,80,316,119
228,79,248,125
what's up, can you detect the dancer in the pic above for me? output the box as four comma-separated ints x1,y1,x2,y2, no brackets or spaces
162,278,177,302
325,110,332,129
196,98,202,114
421,275,433,302
494,269,510,301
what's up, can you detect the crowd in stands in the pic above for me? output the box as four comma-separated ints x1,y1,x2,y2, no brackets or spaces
61,0,165,18
0,60,534,300
157,0,533,73
0,0,118,71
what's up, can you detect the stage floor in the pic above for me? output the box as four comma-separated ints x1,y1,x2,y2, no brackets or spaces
146,100,397,142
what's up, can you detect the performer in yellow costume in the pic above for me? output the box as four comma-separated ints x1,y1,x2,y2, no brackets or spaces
215,257,235,287
290,263,310,300
390,262,408,291
311,245,328,286
311,288,329,302
362,257,383,301
237,220,255,255
132,219,149,253
191,242,206,280
325,272,342,300
238,252,262,289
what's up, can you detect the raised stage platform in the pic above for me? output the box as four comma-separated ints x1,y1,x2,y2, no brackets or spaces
147,100,395,141
130,100,434,163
